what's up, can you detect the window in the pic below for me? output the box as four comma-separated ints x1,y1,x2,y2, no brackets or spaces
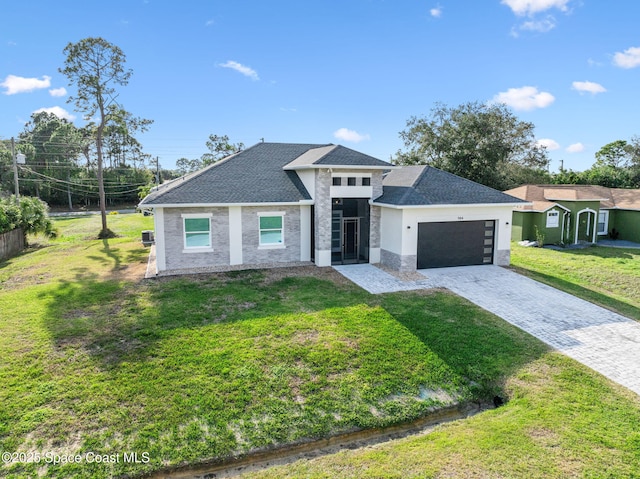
332,177,342,186
597,210,609,235
347,177,356,186
259,214,284,246
546,211,559,228
183,216,211,249
362,177,371,186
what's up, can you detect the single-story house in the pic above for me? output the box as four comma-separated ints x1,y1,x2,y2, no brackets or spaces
139,142,526,275
505,184,640,245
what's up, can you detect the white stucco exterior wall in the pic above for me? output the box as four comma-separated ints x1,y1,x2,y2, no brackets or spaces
228,206,243,265
300,205,311,261
379,203,515,269
154,207,166,272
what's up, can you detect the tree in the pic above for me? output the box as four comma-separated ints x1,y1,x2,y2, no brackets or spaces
176,157,203,176
60,37,133,238
201,134,244,167
594,140,630,168
395,101,549,190
175,135,244,175
18,111,85,207
582,165,632,188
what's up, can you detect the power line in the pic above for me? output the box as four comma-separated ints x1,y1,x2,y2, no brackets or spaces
18,179,143,197
18,166,148,189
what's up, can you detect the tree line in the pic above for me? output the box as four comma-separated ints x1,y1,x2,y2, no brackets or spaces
394,101,640,190
0,111,157,209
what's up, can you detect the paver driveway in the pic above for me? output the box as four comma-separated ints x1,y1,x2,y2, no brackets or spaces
333,264,640,396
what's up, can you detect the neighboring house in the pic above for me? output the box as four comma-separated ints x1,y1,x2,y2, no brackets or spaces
139,142,525,275
505,184,640,245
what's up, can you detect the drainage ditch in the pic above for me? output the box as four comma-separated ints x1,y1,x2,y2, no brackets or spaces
141,402,490,479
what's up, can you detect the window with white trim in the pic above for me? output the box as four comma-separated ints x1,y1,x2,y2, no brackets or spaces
183,215,211,249
597,210,609,235
546,210,559,228
259,214,284,246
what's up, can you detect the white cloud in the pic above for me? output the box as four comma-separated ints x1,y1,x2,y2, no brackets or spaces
430,7,442,18
502,0,570,16
49,87,67,97
333,128,370,143
571,81,606,95
613,46,640,69
492,86,555,111
536,138,560,150
520,16,556,32
205,19,215,27
219,60,259,81
566,142,585,153
33,106,76,122
1,75,51,95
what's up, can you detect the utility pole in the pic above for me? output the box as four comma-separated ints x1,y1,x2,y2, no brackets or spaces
155,156,161,184
11,137,20,204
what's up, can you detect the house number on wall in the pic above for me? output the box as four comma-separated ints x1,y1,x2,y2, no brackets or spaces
458,216,464,220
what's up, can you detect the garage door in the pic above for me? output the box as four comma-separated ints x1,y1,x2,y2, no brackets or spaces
417,220,495,269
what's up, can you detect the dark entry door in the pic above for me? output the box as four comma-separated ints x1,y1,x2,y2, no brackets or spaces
417,220,494,269
342,218,360,263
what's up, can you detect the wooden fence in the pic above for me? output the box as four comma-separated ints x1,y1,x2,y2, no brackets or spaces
0,228,25,261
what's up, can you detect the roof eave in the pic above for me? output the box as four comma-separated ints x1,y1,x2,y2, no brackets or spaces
283,164,397,171
544,197,609,202
371,201,530,210
139,200,314,208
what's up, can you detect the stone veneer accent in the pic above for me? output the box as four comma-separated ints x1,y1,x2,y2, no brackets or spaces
380,249,417,272
314,169,333,263
163,207,230,270
370,170,383,200
241,205,301,264
370,205,381,250
495,249,510,266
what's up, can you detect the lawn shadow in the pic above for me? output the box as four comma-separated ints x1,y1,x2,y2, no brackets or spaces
37,265,370,370
36,252,549,405
379,289,550,401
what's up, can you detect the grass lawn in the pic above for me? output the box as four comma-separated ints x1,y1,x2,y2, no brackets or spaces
1,215,639,478
242,352,640,479
510,243,640,322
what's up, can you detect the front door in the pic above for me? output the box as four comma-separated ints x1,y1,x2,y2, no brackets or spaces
342,217,360,263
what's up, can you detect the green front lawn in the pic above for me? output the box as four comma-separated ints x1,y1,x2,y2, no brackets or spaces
243,353,640,479
510,243,640,321
1,215,546,478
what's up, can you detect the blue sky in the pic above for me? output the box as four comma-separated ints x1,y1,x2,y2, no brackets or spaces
2,0,640,173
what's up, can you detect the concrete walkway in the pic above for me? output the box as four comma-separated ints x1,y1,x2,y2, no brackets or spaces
333,264,640,396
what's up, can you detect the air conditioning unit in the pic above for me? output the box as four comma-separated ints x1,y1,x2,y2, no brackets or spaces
141,230,155,246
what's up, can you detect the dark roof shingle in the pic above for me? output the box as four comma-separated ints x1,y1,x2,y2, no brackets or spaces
141,142,322,205
376,165,526,206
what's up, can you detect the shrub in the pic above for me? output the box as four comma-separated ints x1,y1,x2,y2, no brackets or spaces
534,225,545,247
0,198,21,234
0,196,56,237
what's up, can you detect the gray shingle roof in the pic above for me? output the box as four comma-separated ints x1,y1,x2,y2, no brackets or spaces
375,165,527,206
312,145,392,167
140,143,323,205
